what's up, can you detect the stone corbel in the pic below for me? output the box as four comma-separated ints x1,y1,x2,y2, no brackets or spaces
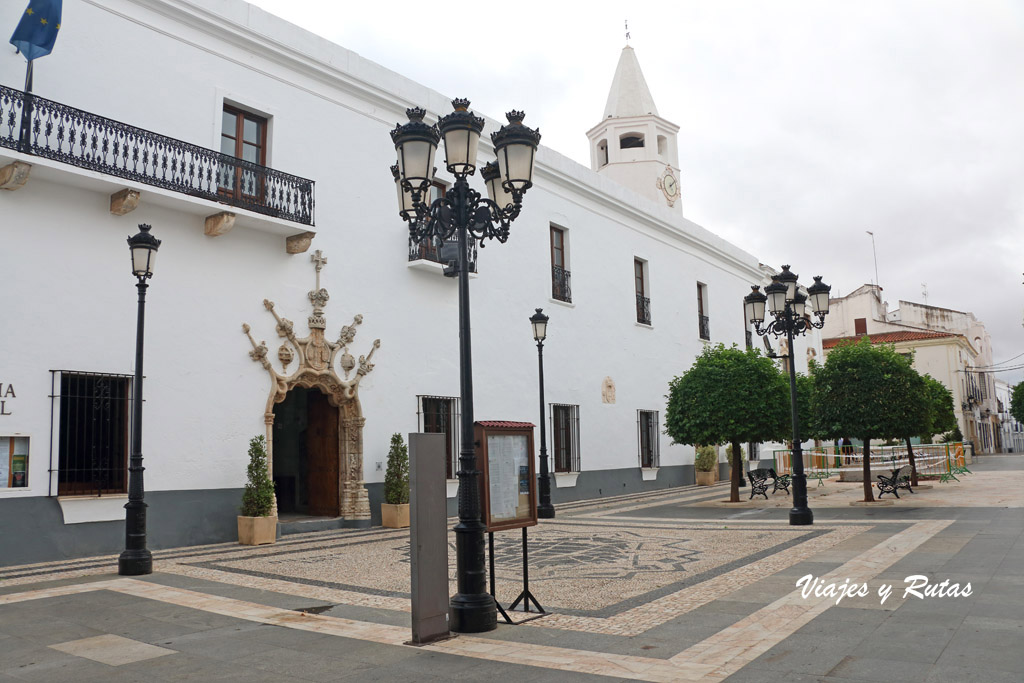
286,231,316,254
204,211,236,237
110,188,140,216
0,161,31,191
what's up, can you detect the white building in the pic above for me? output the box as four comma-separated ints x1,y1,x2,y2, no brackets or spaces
994,379,1023,453
1,0,797,564
821,284,999,449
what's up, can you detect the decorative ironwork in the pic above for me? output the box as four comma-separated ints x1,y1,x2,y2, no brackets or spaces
638,410,659,468
551,403,580,473
636,294,651,325
408,234,477,275
552,265,571,303
0,85,314,225
50,371,133,497
699,314,711,341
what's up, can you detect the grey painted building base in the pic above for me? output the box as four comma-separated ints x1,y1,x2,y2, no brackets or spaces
0,488,243,567
3,464,710,565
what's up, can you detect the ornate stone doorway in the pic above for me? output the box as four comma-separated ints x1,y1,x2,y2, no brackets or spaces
272,387,340,516
243,250,380,525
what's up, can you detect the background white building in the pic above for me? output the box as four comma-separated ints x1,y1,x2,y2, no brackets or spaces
0,0,817,563
821,284,1000,449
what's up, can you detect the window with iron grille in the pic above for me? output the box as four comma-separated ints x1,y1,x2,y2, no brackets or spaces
697,282,710,340
51,371,132,496
638,410,659,468
417,395,460,479
635,258,651,325
550,226,571,303
550,404,580,473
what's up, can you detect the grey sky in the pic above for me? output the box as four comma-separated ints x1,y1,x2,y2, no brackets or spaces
249,0,1024,383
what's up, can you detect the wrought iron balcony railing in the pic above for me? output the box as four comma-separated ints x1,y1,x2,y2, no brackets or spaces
408,234,477,277
552,264,571,303
636,294,651,325
699,314,711,341
0,85,314,225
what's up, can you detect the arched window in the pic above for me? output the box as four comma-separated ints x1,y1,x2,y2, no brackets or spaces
619,132,645,149
597,139,608,166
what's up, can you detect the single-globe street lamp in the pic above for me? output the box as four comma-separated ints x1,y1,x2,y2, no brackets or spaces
531,308,554,519
119,223,161,575
390,99,541,633
744,265,831,526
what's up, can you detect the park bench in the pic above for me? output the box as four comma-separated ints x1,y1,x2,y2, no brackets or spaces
747,468,791,500
876,465,914,499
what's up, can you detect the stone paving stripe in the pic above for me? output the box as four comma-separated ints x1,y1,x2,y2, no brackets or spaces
49,633,176,666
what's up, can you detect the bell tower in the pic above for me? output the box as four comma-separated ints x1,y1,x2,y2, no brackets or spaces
586,45,681,212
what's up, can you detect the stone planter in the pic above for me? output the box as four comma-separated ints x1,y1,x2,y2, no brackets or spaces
695,470,716,486
237,515,277,545
381,502,410,529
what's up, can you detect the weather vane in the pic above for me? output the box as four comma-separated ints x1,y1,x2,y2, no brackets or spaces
625,19,630,43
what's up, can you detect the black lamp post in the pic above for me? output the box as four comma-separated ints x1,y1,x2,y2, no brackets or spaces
744,265,831,526
531,308,554,519
119,223,160,575
390,99,541,633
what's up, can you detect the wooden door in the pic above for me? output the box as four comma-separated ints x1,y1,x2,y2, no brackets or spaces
306,390,339,516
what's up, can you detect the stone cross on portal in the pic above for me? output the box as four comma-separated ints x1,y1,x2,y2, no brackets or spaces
311,249,327,289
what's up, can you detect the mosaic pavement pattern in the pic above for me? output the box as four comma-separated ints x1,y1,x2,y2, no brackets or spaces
2,467,1018,682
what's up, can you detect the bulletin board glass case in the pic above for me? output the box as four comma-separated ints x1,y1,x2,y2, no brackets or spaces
473,421,537,532
1,436,29,488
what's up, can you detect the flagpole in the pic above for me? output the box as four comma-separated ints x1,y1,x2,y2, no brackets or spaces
18,60,33,154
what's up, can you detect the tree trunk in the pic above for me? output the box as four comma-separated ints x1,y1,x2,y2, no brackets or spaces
862,438,875,502
730,440,741,503
906,437,919,486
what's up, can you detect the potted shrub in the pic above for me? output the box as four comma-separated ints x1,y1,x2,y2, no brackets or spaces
694,444,718,486
238,435,277,545
381,433,410,529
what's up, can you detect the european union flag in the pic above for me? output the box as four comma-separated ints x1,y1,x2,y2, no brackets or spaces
9,0,62,61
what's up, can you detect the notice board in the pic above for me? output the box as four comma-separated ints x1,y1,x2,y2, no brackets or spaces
473,421,537,532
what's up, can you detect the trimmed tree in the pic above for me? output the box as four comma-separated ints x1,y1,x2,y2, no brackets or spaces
1012,383,1024,425
384,433,410,505
813,338,921,502
906,374,958,485
666,345,789,502
241,435,275,517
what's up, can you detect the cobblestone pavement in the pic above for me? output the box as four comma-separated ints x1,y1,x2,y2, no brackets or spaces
1,456,1022,682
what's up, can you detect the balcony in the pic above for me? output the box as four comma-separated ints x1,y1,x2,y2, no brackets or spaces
0,85,314,226
552,265,572,303
699,315,711,341
636,294,651,325
408,235,477,277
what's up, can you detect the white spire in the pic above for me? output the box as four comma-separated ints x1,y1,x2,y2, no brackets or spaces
603,45,659,119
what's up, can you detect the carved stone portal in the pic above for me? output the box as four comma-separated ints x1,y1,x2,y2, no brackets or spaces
243,250,380,522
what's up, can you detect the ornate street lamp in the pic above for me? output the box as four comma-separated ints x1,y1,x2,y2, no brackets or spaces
530,308,554,519
119,223,161,575
390,99,541,633
744,266,831,526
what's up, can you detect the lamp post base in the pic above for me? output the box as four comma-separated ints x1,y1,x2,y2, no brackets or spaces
117,549,153,576
449,592,497,633
538,504,555,519
789,507,814,526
